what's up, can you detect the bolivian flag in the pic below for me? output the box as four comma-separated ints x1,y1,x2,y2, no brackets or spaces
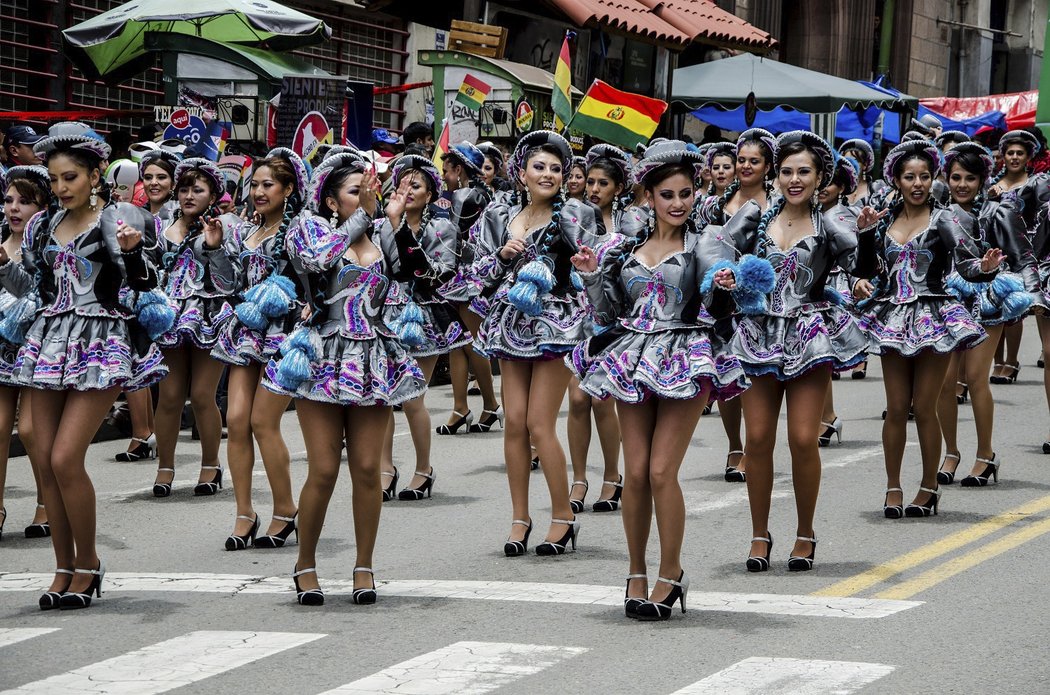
567,80,667,150
455,74,491,111
552,32,573,131
432,120,450,170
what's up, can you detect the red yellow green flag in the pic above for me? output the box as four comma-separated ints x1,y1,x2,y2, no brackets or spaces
455,73,492,111
566,80,668,150
551,32,573,131
432,120,450,170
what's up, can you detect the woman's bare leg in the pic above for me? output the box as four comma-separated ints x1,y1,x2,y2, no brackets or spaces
741,377,784,558
964,324,1004,473
936,352,962,477
785,367,830,558
910,351,952,504
719,397,745,473
226,364,259,537
398,356,437,489
526,359,573,542
188,348,225,476
617,399,656,603
19,390,46,525
459,307,498,412
249,382,296,535
500,360,533,543
881,352,914,510
566,377,592,506
592,397,622,500
293,399,344,593
124,388,154,454
153,347,189,488
0,385,19,514
345,404,391,590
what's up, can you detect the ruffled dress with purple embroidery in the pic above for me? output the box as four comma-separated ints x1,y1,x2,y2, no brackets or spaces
0,203,167,391
263,212,427,405
212,220,306,366
860,208,993,356
568,226,747,402
154,213,240,349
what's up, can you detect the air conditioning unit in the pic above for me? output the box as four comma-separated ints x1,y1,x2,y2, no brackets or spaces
216,97,261,142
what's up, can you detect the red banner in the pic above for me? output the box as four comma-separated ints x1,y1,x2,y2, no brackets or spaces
921,90,1037,130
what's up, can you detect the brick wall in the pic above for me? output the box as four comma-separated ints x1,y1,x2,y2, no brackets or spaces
904,0,953,97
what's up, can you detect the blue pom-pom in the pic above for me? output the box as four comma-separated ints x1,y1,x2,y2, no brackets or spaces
517,258,554,292
252,274,297,318
736,254,775,294
989,273,1025,302
699,259,737,295
399,301,424,326
570,269,584,292
1000,290,1033,320
280,327,318,359
393,299,426,347
946,273,985,300
274,348,312,390
0,293,40,344
823,285,847,306
235,301,268,330
135,290,177,340
508,281,544,316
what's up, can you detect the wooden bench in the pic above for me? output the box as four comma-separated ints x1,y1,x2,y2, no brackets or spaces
449,20,507,59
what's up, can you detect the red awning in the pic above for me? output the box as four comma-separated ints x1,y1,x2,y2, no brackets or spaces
922,90,1037,130
547,0,776,51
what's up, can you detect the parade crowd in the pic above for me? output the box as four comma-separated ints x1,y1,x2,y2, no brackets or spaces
1,112,1048,621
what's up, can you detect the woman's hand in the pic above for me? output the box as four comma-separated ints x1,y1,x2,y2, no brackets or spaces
852,278,874,300
713,268,736,290
987,184,1003,200
300,304,313,322
980,247,1004,273
202,215,223,249
385,178,409,227
0,245,9,265
857,206,888,230
360,169,379,218
116,219,143,251
499,238,526,261
570,245,597,273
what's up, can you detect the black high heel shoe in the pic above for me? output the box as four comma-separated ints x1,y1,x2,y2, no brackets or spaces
624,573,647,618
292,566,324,606
436,410,473,435
382,468,399,502
852,361,868,379
960,454,1000,487
787,536,817,571
224,514,259,551
592,475,623,512
115,433,156,462
817,418,843,447
352,567,377,605
398,469,435,500
153,467,175,498
634,571,689,621
991,361,1020,384
535,517,580,556
39,569,73,611
724,450,745,482
531,456,540,471
59,559,105,610
256,513,298,548
569,480,588,514
937,453,961,485
193,466,223,496
904,486,941,517
746,533,773,572
503,519,532,557
24,504,50,538
469,406,504,433
956,382,969,404
883,487,904,519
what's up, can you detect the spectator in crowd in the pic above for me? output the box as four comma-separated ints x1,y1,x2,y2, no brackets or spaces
3,125,44,166
403,121,435,157
372,128,400,157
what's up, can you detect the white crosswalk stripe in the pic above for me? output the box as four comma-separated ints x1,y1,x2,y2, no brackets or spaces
0,628,60,650
669,657,895,694
318,640,588,695
0,630,325,695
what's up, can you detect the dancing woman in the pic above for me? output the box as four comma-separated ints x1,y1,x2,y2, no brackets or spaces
857,140,1002,518
150,159,240,499
379,155,465,500
0,122,167,608
471,130,594,556
720,132,882,571
214,148,309,550
566,156,587,201
936,143,1042,487
570,140,756,619
436,142,502,436
265,152,427,605
838,139,885,207
139,149,180,223
0,166,50,539
706,142,736,199
695,129,775,482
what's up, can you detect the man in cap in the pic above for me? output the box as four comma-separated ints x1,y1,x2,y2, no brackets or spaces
371,128,400,157
3,125,44,166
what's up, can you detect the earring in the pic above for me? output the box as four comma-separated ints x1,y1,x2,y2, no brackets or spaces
90,186,99,210
524,188,532,206
811,190,819,207
330,209,339,226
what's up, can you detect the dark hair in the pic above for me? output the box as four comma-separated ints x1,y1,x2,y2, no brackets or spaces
891,152,935,181
8,178,49,209
403,122,432,145
642,162,696,192
404,143,429,158
524,144,567,171
143,157,176,179
176,169,219,198
48,147,103,174
947,151,990,181
320,166,365,217
255,156,300,264
737,138,773,169
585,157,625,188
775,140,821,175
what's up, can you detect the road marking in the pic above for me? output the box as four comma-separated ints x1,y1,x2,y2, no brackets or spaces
814,494,1050,597
0,574,921,618
319,640,587,694
0,628,60,649
0,630,324,695
670,657,895,694
875,516,1050,600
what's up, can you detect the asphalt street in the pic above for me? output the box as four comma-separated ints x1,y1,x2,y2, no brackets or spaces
2,327,1050,694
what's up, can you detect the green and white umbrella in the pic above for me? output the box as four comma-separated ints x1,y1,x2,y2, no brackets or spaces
62,0,331,83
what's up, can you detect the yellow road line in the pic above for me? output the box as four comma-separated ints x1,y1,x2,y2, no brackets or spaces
874,516,1050,600
812,494,1050,598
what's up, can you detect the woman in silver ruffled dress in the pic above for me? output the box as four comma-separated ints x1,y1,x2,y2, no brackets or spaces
570,140,754,620
716,131,882,573
470,130,594,557
264,150,427,606
857,140,1003,519
0,122,167,609
149,159,240,499
213,148,309,551
935,143,1043,488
